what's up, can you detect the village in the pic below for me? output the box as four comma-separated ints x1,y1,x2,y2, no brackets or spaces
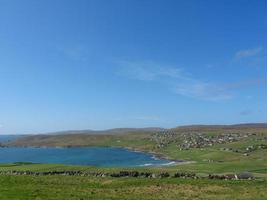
150,130,265,154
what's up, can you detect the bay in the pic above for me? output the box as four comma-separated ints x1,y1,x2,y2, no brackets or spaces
0,147,174,167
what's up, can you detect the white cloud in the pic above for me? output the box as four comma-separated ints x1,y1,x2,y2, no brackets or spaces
117,60,267,101
117,60,183,81
117,60,232,101
235,47,263,60
174,82,233,101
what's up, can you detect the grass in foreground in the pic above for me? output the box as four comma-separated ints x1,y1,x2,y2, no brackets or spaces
0,163,266,200
0,175,266,200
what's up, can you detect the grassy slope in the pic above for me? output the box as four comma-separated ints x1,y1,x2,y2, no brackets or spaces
0,162,267,200
9,132,156,151
8,126,267,175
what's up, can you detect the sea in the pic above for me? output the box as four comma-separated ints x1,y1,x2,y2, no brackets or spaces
0,135,175,167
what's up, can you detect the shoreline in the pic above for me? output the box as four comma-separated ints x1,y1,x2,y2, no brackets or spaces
122,146,195,166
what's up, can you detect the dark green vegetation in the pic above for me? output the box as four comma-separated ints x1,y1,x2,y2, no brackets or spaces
2,124,267,199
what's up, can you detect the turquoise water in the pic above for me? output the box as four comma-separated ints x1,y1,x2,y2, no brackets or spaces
0,147,174,167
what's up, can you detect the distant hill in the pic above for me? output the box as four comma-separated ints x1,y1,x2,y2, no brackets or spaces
6,127,165,148
6,123,267,148
172,123,267,131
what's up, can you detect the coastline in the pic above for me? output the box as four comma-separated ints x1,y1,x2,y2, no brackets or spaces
122,146,194,166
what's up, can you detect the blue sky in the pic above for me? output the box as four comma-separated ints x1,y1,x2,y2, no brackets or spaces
1,0,267,134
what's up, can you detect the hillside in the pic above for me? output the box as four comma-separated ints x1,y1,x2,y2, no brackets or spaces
7,129,159,151
6,123,267,176
8,123,267,147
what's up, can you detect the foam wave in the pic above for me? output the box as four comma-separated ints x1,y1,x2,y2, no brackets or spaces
159,161,176,166
151,155,160,160
139,161,177,167
139,163,153,167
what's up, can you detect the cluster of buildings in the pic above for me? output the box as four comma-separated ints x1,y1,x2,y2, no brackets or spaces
245,144,267,152
177,132,251,150
220,143,267,156
150,131,177,149
150,131,257,151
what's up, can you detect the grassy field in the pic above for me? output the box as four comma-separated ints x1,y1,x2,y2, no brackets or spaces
0,163,266,200
0,175,267,200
